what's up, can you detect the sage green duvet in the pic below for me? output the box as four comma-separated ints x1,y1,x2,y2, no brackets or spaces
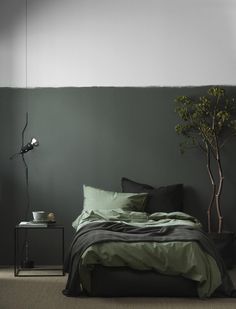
72,209,221,297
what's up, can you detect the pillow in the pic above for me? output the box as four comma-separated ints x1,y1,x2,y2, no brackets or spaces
83,185,147,212
121,177,183,214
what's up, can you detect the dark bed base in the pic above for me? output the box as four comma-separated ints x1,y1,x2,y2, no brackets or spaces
89,265,198,297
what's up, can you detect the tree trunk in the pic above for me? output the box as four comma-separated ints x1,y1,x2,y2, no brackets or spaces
215,149,224,233
206,143,216,233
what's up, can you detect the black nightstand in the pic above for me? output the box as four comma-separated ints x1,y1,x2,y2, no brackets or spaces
14,224,65,277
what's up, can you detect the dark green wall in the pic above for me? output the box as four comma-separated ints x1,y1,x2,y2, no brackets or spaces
1,87,236,265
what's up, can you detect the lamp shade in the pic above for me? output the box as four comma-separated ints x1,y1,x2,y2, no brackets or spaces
30,138,39,147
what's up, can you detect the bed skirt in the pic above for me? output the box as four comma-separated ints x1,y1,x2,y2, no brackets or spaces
89,265,198,297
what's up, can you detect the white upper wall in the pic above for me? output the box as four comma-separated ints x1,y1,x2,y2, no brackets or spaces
1,0,236,87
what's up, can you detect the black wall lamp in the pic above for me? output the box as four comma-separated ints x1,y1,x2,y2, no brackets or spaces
20,137,39,154
10,112,39,220
10,137,39,159
10,113,39,269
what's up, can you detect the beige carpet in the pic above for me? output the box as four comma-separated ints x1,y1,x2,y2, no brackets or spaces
0,268,236,309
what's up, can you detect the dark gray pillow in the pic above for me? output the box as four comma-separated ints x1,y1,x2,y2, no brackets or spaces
121,177,183,214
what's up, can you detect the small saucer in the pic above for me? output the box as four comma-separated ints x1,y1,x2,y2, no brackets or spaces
30,220,56,224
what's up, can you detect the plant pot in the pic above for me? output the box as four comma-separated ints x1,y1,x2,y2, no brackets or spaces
208,231,235,269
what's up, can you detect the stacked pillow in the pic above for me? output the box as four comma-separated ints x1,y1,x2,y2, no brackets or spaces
82,179,183,214
121,177,183,214
83,185,147,212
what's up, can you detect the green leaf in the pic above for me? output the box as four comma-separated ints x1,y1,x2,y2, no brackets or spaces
174,86,236,154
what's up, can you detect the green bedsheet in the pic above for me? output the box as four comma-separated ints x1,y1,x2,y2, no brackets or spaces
72,209,221,297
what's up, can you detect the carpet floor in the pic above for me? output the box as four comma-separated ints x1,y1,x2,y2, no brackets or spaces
0,268,236,309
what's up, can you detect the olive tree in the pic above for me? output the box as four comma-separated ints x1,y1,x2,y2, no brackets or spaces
175,87,236,233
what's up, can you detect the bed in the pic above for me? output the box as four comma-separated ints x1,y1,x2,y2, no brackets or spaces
63,181,235,298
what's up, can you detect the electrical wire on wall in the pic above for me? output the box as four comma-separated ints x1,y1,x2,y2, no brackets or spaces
22,0,31,268
21,113,30,221
21,113,31,268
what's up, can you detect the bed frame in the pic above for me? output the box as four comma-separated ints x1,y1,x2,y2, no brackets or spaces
89,265,198,297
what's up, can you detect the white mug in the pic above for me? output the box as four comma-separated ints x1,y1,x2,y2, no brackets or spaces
32,211,47,221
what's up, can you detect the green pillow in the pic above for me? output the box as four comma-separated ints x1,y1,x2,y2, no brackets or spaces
83,185,147,212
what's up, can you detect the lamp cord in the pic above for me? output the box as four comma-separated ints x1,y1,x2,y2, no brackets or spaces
22,112,28,147
22,154,30,221
21,112,30,220
21,112,31,265
25,0,28,90
20,153,30,266
18,0,31,267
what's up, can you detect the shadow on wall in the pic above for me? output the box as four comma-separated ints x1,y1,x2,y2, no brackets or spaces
0,89,29,264
0,0,50,86
0,0,50,36
1,0,236,87
184,186,206,228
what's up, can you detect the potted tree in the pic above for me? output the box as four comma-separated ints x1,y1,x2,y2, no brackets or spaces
175,86,236,268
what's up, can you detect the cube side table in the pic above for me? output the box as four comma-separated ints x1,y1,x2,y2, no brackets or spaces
14,224,65,277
